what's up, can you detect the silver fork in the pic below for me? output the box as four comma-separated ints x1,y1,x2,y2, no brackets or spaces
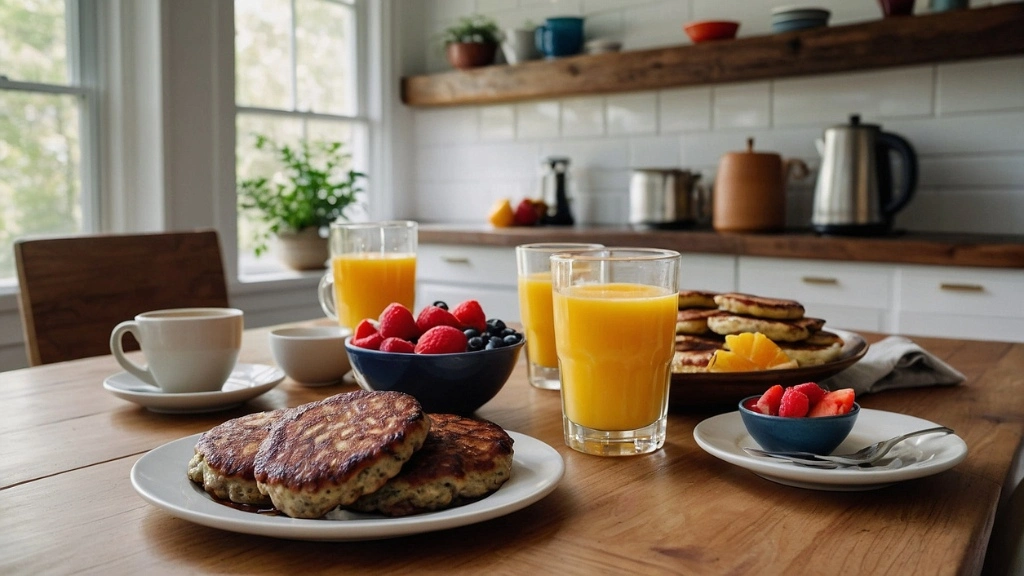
743,426,954,467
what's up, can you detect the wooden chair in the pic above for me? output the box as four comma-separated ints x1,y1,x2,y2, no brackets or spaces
14,230,230,366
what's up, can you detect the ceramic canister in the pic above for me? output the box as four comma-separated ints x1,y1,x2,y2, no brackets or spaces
713,138,808,233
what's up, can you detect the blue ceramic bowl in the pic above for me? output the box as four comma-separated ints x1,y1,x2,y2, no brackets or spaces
738,395,859,454
344,337,524,415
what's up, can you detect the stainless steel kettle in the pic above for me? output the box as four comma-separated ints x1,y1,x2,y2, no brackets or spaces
811,115,918,235
629,168,708,229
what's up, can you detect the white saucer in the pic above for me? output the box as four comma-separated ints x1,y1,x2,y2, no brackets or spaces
103,363,285,414
693,408,968,491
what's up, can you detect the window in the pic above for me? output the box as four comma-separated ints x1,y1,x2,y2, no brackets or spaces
234,0,368,275
0,0,96,284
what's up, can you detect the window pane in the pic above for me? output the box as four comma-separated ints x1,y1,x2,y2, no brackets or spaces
235,0,293,110
0,0,69,84
295,0,355,115
0,91,81,280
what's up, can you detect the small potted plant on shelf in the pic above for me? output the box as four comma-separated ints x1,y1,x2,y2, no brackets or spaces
441,14,502,70
237,134,365,270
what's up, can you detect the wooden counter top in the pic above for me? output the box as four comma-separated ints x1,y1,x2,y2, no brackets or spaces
419,224,1024,269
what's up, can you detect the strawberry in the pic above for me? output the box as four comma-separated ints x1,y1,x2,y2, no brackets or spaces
351,331,384,350
792,382,827,408
379,336,416,353
808,388,856,417
451,299,487,333
778,387,810,418
378,302,420,340
513,199,539,226
416,305,462,333
353,318,378,340
755,384,784,416
414,325,467,354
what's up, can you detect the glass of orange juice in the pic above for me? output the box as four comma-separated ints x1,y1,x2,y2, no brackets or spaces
516,243,603,390
551,248,680,456
317,220,417,328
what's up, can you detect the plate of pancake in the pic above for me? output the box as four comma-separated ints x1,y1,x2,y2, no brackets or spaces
131,390,565,541
669,291,869,411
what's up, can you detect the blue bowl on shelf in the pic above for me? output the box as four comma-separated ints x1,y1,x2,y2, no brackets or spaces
344,337,524,415
738,395,859,454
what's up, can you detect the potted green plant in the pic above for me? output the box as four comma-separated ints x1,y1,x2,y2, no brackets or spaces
237,134,365,270
441,14,502,70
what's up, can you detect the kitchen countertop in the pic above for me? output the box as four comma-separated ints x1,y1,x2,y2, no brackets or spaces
419,224,1024,269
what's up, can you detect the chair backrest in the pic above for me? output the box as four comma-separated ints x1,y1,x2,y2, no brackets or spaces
14,230,230,366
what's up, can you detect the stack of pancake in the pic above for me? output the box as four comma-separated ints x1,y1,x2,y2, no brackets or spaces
672,290,845,373
187,390,514,519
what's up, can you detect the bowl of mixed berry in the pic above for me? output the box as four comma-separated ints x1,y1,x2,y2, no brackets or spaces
739,382,859,455
344,299,525,414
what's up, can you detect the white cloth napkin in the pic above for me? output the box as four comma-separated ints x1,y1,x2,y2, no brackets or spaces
821,335,966,396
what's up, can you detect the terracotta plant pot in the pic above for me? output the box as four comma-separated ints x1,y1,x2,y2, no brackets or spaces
274,227,329,271
446,42,498,70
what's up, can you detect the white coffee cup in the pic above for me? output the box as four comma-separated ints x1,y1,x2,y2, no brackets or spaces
110,308,244,393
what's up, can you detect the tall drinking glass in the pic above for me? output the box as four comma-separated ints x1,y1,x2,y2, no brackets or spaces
318,220,417,328
551,248,680,456
516,243,603,390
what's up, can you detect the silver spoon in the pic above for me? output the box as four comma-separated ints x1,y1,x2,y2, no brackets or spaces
743,426,954,467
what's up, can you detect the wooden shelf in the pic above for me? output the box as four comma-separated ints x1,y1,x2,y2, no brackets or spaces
401,3,1024,107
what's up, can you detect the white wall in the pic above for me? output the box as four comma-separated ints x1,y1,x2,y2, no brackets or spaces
406,0,1024,234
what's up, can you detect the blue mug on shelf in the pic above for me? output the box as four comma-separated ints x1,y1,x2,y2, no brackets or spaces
535,17,584,58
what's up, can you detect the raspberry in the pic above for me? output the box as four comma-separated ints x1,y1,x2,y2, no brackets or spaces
414,325,468,354
379,336,416,353
351,331,384,350
378,303,419,340
792,382,826,408
778,388,810,418
353,318,378,340
416,305,462,333
451,299,487,333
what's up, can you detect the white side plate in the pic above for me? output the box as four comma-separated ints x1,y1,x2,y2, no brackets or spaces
104,363,285,413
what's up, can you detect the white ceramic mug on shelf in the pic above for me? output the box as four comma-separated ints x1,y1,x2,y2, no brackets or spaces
109,308,244,393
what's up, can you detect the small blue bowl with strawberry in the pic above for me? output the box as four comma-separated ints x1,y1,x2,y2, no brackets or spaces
344,300,525,415
739,382,859,455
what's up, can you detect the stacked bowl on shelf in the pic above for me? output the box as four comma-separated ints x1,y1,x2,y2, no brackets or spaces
770,6,831,33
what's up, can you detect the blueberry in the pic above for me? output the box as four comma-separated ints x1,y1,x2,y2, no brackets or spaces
503,333,522,345
464,328,481,339
486,318,506,334
432,300,449,310
467,336,485,351
486,336,505,350
500,327,516,338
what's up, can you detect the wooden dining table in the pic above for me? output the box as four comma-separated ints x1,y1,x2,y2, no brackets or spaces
2,322,1022,575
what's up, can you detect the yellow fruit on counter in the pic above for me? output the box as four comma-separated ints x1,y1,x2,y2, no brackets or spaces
488,198,515,228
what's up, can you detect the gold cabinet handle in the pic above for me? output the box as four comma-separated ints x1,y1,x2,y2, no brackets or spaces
939,283,985,292
801,276,839,285
441,256,471,264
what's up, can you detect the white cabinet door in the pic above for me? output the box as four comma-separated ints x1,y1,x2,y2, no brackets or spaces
679,253,736,292
418,244,520,321
895,265,1024,343
737,256,895,333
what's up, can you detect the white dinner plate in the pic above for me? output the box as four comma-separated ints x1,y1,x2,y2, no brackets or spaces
131,431,565,541
693,408,968,491
104,363,285,413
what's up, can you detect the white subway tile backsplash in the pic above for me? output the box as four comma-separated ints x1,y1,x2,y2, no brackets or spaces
479,105,516,141
621,1,692,50
713,82,771,129
774,67,935,126
897,188,1024,235
415,145,472,182
883,112,1024,155
516,101,561,140
415,108,478,146
572,188,629,225
581,9,624,42
936,56,1024,115
659,87,712,133
629,135,682,168
561,96,606,137
607,92,658,135
918,155,1024,188
540,138,631,169
578,167,631,192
